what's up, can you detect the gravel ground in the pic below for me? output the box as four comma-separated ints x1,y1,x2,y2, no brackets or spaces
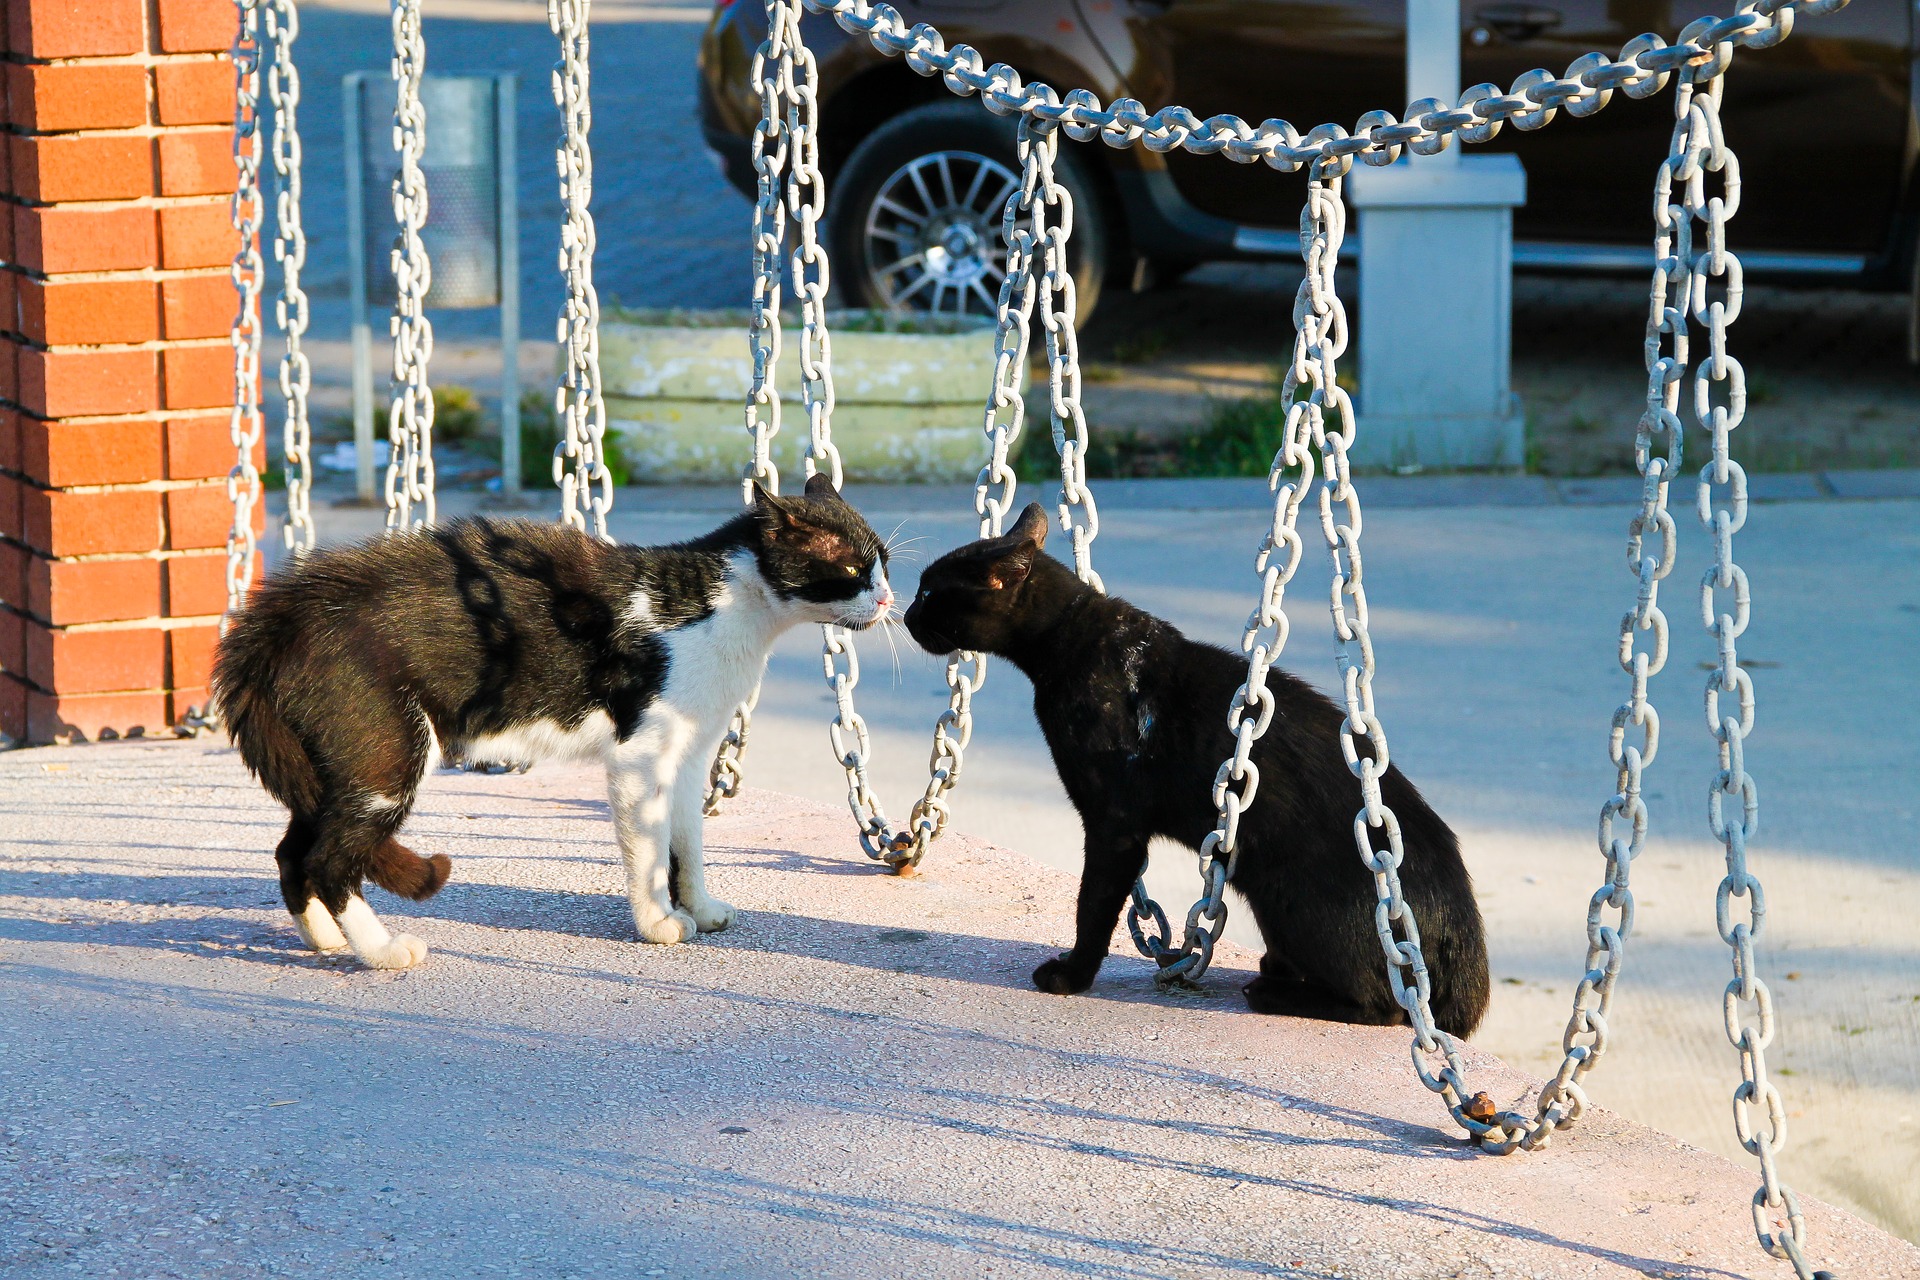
5,743,1918,1279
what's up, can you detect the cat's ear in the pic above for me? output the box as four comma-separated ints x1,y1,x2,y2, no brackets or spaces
1012,502,1049,549
802,471,839,501
986,549,1034,591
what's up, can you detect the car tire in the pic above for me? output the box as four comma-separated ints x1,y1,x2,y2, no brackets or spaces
827,100,1110,324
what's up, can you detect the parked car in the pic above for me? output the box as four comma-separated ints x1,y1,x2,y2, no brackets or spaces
698,0,1914,323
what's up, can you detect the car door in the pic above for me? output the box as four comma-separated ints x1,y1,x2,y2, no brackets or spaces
1466,0,1911,259
1082,0,1909,262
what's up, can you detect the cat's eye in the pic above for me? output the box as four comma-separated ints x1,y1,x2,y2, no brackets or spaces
843,564,860,577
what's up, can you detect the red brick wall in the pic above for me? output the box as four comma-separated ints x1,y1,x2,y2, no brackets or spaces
1,0,259,745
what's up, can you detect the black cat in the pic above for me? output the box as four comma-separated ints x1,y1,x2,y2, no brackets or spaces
903,504,1488,1036
213,477,893,970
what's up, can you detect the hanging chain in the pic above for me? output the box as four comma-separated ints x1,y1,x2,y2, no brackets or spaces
704,0,795,817
1677,58,1822,1280
803,0,1838,172
266,0,313,557
1135,158,1346,984
1027,102,1101,593
224,0,266,626
385,0,434,531
1472,41,1703,1158
550,0,612,541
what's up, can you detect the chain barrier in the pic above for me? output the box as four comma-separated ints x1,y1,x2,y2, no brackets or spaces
1135,163,1343,984
1678,67,1823,1280
550,0,612,541
385,0,434,530
224,0,267,626
704,0,795,816
267,0,314,557
1025,106,1102,593
802,0,1842,176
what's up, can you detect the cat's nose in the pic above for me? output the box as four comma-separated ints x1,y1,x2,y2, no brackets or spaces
875,584,895,611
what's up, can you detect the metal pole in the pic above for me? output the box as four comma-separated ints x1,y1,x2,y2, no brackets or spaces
343,72,376,503
1406,0,1461,166
497,73,521,499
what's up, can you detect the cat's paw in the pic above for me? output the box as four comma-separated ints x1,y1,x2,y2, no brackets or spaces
294,904,348,953
686,896,736,934
361,932,429,970
1032,954,1096,996
637,909,698,945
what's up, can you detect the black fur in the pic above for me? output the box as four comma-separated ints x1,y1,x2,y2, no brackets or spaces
214,475,885,924
904,503,1490,1037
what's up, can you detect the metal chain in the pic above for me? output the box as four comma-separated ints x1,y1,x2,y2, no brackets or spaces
704,0,795,817
1135,158,1344,984
385,0,434,531
1471,35,1710,1158
802,0,1842,175
550,0,612,541
266,0,313,557
224,0,267,626
1026,103,1101,593
1677,61,1822,1280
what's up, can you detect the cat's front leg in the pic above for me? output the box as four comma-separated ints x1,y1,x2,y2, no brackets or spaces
607,752,696,945
1034,825,1148,996
669,770,734,933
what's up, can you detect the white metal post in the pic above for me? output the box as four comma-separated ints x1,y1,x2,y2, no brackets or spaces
1346,0,1526,470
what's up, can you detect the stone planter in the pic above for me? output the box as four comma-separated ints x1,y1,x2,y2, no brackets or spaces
598,309,1007,484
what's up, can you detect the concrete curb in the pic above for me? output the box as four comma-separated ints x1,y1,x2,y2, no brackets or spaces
288,468,1920,525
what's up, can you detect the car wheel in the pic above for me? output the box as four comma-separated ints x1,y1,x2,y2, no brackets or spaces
828,100,1109,324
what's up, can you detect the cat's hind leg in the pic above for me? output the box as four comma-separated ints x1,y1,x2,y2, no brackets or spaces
305,806,430,970
669,771,733,933
1242,953,1404,1027
276,816,346,952
608,748,695,945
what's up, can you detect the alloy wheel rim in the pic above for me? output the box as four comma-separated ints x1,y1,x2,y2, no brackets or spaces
862,150,1021,316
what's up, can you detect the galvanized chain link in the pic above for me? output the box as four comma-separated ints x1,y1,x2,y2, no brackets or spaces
704,0,796,817
1021,104,1101,593
815,0,991,872
1676,61,1822,1280
1133,160,1342,984
802,0,1842,176
1471,33,1709,1158
224,0,267,626
385,0,434,531
1290,174,1503,1146
266,0,313,557
550,0,612,541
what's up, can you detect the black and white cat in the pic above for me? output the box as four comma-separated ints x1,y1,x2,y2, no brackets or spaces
213,475,892,971
903,504,1489,1036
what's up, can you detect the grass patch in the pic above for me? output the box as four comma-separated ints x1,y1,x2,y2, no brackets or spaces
1014,372,1302,481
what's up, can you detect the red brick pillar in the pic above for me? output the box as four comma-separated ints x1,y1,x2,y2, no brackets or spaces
0,0,262,746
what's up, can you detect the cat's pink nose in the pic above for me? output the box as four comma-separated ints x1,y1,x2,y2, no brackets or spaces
875,586,895,611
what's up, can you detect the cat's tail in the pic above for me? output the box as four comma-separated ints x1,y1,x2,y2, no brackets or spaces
212,612,325,817
1428,907,1492,1039
367,838,452,901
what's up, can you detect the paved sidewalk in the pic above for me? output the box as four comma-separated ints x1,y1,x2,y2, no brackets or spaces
263,480,1920,1248
4,743,1917,1279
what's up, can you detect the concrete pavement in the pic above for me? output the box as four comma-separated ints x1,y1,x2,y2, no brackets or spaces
181,478,1920,1246
4,745,1918,1278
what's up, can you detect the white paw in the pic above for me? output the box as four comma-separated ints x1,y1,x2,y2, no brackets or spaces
637,909,697,945
362,932,429,970
294,911,348,953
686,896,736,934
